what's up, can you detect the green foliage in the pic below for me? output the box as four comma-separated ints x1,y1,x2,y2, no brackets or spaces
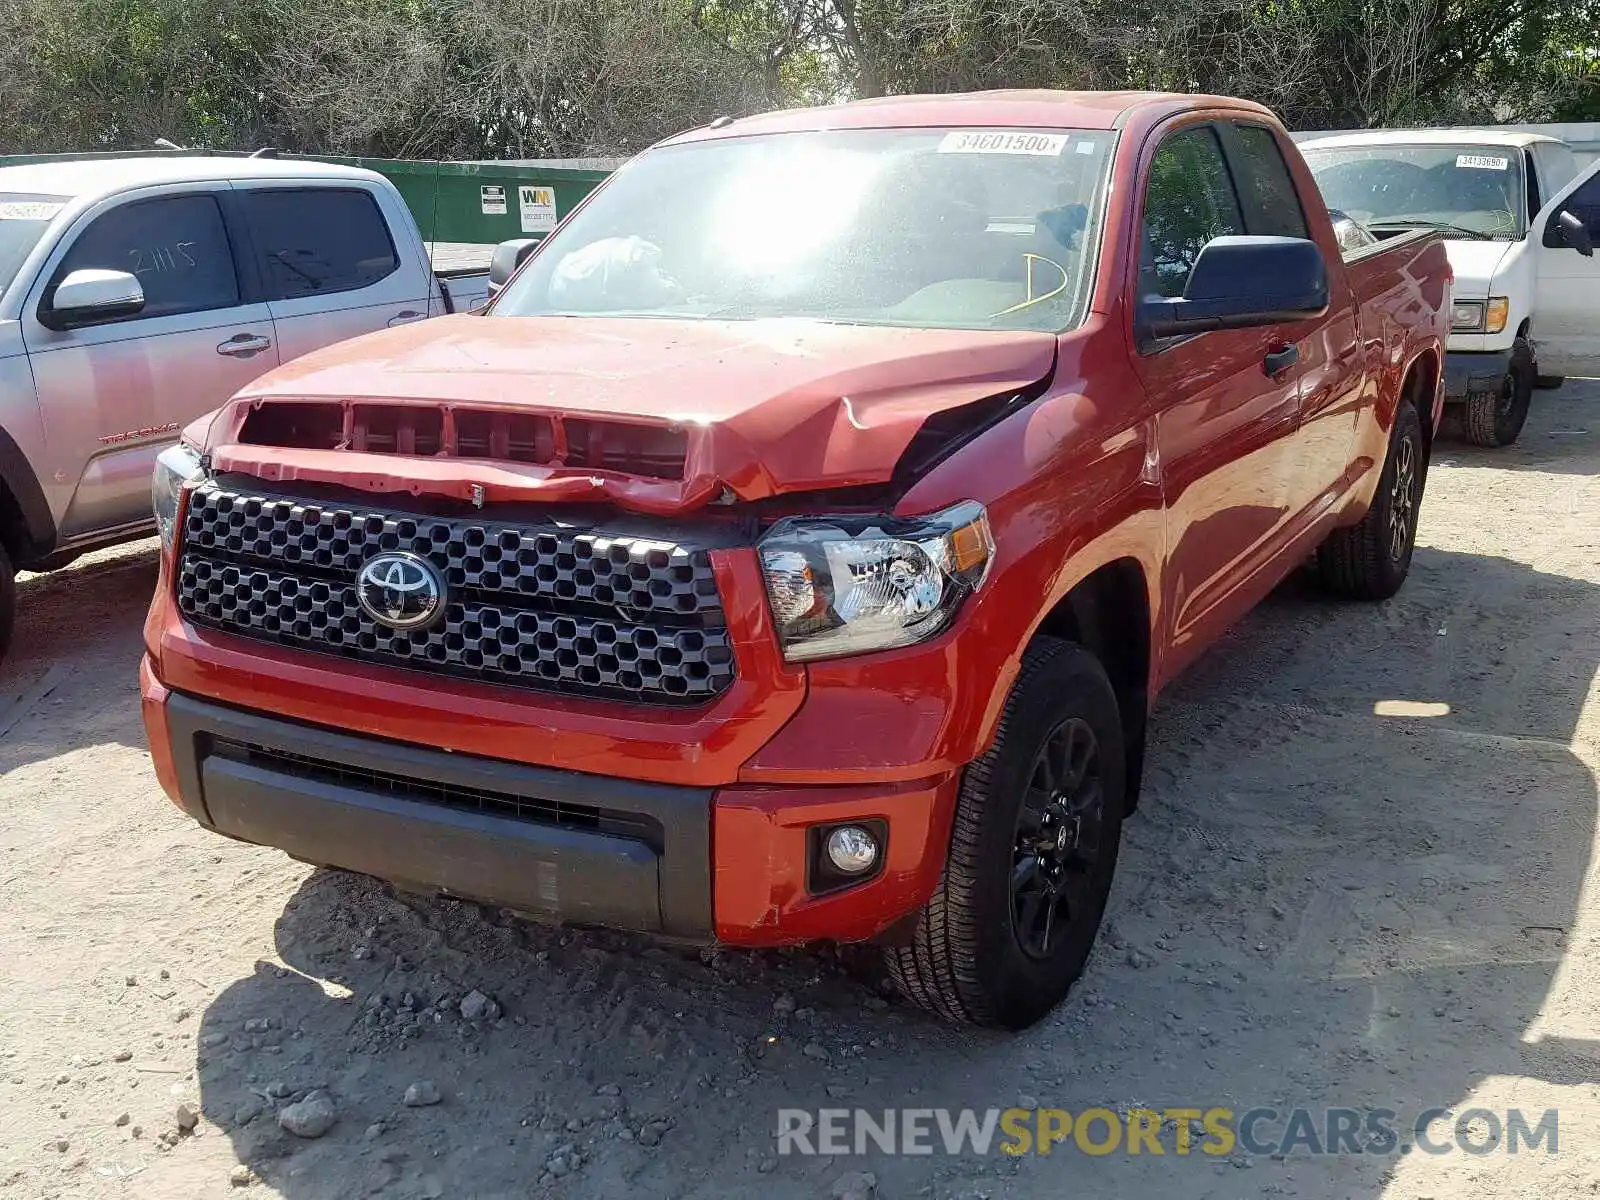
0,0,1596,156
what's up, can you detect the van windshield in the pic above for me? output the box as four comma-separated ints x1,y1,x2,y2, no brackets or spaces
1303,144,1526,240
492,128,1117,333
0,194,67,298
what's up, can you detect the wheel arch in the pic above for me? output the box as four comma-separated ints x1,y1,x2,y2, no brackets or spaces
1403,345,1440,475
1028,556,1154,812
0,422,56,565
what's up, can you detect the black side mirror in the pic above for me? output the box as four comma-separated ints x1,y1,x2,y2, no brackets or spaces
1139,235,1329,341
488,238,541,295
1553,209,1595,257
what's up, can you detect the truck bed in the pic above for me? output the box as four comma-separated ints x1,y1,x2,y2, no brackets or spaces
426,241,496,275
426,241,495,313
1340,227,1451,427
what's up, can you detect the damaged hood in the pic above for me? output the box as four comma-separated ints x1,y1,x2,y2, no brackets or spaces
203,314,1057,514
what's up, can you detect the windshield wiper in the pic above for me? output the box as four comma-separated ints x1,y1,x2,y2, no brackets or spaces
1365,219,1501,242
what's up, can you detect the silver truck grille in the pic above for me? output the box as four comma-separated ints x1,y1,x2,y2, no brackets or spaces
174,483,735,704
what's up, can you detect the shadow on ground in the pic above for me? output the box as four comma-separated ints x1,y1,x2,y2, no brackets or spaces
1435,378,1599,476
0,542,158,769
186,537,1599,1199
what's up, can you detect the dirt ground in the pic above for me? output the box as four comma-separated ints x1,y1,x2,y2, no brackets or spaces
2,383,1598,1200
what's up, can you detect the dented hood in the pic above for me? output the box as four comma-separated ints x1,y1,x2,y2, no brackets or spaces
205,314,1057,514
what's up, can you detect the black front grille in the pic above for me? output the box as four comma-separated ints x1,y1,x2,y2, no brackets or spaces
209,738,660,846
176,483,736,703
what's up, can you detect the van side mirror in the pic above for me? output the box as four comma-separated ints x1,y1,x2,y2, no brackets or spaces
42,269,146,330
488,238,540,296
1550,209,1595,257
1138,236,1329,340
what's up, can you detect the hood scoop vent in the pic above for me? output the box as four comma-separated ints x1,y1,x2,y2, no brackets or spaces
236,400,688,482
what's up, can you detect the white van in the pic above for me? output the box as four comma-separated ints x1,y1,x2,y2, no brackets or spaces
1303,130,1600,446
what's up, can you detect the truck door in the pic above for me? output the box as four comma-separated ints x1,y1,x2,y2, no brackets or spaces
21,185,279,541
1529,158,1600,378
232,183,434,363
1218,121,1363,522
1131,122,1305,676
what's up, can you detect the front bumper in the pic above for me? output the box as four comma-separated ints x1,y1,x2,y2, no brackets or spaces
142,659,959,946
1443,348,1511,406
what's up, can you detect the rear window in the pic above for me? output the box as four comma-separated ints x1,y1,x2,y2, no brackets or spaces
0,193,68,300
240,189,399,300
1232,126,1309,238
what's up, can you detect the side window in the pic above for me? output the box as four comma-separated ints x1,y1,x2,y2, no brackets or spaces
1545,172,1600,248
1563,173,1600,238
1231,125,1310,239
55,195,239,320
1140,126,1246,299
1526,149,1542,217
240,189,400,300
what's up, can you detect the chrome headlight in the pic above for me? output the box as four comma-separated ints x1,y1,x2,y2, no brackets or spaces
1451,297,1510,334
758,501,994,662
1451,300,1485,332
152,443,204,553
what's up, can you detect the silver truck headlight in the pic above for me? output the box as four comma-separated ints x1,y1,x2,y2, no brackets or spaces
758,501,994,662
152,443,203,553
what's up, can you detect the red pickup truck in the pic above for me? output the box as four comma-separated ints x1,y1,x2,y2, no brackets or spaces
141,92,1450,1029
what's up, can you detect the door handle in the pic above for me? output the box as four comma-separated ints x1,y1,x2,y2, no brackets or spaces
388,310,425,327
1264,344,1300,378
217,333,273,358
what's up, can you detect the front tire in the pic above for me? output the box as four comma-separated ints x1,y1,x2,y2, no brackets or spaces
1315,400,1424,601
1463,337,1534,447
886,639,1125,1029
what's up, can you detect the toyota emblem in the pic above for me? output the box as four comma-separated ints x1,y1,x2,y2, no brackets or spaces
356,552,446,631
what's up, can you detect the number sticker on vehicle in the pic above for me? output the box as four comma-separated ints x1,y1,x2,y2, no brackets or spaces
1456,154,1509,170
0,201,63,220
938,131,1069,156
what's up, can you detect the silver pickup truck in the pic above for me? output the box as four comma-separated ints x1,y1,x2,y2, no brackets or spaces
0,156,490,661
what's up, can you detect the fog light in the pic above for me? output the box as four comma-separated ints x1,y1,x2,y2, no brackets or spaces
825,826,880,875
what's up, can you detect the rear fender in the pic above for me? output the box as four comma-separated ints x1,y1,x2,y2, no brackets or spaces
1346,342,1441,516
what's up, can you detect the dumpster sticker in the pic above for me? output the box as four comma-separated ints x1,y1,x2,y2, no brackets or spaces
480,184,507,215
520,186,558,233
938,131,1068,156
0,201,63,220
1456,154,1509,170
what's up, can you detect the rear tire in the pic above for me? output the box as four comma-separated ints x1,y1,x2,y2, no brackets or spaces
1534,373,1564,390
0,543,14,666
885,638,1125,1029
1315,400,1424,601
1462,337,1534,447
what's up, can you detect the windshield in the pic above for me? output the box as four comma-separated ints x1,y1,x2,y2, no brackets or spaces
493,128,1117,333
1303,144,1526,240
0,194,67,299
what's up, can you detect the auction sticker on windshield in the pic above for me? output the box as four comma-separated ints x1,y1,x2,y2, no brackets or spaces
939,131,1069,156
1457,154,1510,170
0,202,63,220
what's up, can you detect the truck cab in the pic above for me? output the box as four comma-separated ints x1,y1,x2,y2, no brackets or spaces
1303,130,1600,446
